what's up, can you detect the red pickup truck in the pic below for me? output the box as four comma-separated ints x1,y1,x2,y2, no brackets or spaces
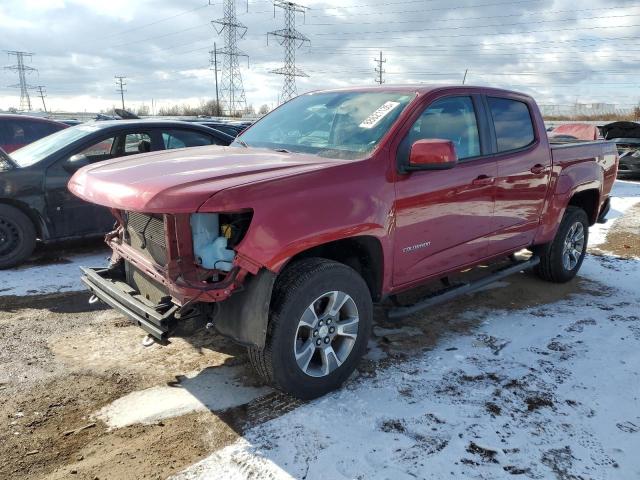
69,86,617,399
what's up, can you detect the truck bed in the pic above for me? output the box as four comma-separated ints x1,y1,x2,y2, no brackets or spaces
550,140,618,201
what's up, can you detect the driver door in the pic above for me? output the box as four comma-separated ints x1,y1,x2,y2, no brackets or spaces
392,95,497,287
44,131,151,238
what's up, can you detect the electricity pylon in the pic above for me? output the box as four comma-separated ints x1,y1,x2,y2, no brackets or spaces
268,1,310,104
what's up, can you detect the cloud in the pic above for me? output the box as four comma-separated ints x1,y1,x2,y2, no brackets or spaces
1,0,639,113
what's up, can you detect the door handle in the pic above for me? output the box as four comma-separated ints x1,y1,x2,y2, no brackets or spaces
471,174,494,186
530,164,548,174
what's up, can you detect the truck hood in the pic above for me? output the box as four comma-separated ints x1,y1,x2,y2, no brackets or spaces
68,145,338,213
601,121,640,140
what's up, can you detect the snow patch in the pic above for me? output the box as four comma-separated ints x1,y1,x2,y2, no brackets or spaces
95,366,271,429
0,251,109,296
590,180,640,248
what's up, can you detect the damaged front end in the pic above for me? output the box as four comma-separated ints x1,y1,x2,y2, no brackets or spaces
82,209,275,346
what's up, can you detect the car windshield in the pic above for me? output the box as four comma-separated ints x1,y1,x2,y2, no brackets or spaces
234,91,415,159
10,125,101,167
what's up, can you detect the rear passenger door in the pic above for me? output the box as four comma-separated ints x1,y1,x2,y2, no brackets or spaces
485,96,551,255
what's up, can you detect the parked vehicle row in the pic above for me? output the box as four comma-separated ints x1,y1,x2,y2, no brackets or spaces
0,120,234,268
0,114,68,153
69,85,617,399
600,121,640,179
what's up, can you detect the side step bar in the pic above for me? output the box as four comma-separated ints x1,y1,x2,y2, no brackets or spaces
387,256,540,319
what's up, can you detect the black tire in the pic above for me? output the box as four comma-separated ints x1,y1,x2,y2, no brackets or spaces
248,258,373,399
533,206,589,283
0,204,37,269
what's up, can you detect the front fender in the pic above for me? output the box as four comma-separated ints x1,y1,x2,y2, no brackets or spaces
199,154,395,276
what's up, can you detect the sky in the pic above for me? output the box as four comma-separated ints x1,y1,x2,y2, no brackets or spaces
1,0,639,114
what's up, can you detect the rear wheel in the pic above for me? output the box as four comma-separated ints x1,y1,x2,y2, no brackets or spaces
533,206,589,283
248,258,373,399
0,204,36,269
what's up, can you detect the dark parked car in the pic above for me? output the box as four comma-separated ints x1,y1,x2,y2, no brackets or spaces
0,114,68,153
168,118,252,137
601,121,640,178
0,120,234,268
196,121,247,137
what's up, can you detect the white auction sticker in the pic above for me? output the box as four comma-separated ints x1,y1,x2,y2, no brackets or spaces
359,101,400,129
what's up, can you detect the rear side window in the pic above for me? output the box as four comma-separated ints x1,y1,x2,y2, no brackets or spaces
161,130,218,150
123,133,152,154
487,97,535,152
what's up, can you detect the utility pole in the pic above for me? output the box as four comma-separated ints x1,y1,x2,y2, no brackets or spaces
374,51,386,85
212,0,249,116
268,1,310,104
462,69,468,85
209,42,221,116
34,85,47,112
115,75,126,110
4,51,36,111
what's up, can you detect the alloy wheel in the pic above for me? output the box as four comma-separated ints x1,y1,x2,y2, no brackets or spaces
293,291,360,378
562,221,585,271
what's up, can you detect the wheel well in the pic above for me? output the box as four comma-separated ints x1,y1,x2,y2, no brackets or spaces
287,236,384,302
0,199,43,238
568,189,599,225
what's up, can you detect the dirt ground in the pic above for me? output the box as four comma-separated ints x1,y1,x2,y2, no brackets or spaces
1,189,638,480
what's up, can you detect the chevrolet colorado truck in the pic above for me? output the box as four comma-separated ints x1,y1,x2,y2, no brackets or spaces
69,86,617,399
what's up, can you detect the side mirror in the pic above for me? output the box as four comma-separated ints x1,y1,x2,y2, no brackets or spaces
63,153,90,173
406,139,458,171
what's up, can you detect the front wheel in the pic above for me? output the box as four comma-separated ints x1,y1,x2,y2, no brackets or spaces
248,258,373,399
0,204,36,269
533,206,589,283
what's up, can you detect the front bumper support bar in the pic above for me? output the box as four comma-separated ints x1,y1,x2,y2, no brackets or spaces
81,267,177,340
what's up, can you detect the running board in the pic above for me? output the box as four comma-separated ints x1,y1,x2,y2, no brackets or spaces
387,256,540,319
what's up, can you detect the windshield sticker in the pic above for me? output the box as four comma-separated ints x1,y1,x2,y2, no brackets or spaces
359,101,401,129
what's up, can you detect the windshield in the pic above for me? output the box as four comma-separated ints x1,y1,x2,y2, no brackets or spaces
10,125,100,167
234,91,415,159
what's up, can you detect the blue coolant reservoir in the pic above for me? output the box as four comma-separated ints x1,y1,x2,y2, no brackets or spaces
190,213,235,271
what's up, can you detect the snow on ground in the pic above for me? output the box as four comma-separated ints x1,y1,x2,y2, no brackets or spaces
0,250,109,296
174,182,640,480
95,366,271,429
175,257,640,479
590,180,640,248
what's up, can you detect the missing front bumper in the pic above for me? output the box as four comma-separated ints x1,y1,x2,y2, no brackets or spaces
81,266,178,340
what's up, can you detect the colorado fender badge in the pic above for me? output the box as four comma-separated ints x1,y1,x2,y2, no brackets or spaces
403,241,431,253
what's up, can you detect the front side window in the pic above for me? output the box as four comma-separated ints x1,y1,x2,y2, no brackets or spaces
235,91,415,159
487,97,535,152
10,125,101,168
162,130,216,150
400,96,481,161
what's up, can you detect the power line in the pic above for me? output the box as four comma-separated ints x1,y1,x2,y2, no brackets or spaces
212,0,249,115
115,75,127,109
314,12,640,36
308,0,541,16
268,0,310,104
374,51,386,85
4,50,36,111
101,3,210,40
306,4,640,25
